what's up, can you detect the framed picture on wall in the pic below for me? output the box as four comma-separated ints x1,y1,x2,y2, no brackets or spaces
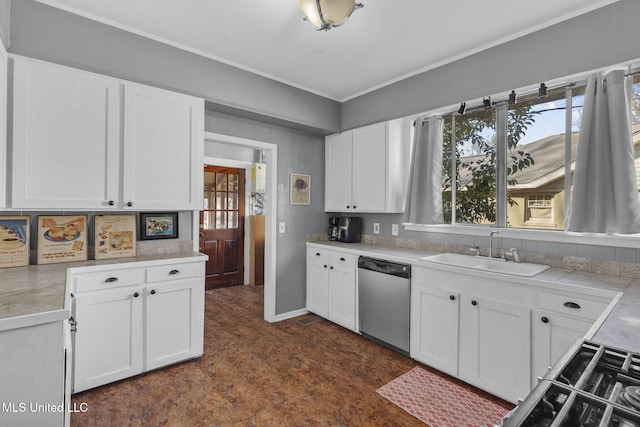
95,215,137,259
37,215,88,264
0,216,30,267
139,212,179,240
290,173,310,205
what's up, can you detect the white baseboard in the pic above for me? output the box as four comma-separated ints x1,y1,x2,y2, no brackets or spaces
271,308,309,323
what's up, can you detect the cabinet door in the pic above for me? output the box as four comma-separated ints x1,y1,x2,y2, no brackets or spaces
145,277,204,370
73,286,143,393
328,264,357,331
410,283,459,376
325,132,353,212
459,296,531,403
306,257,330,318
352,122,387,211
533,312,592,381
12,58,120,209
0,321,65,427
0,43,6,208
122,84,203,210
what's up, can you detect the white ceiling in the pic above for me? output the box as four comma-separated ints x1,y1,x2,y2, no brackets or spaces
36,0,620,101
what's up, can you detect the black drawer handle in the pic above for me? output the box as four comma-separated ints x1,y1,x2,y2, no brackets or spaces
563,302,581,309
105,277,119,283
449,295,455,301
133,292,139,298
340,257,346,262
471,300,478,306
150,289,156,295
541,316,549,323
316,252,321,256
169,269,180,275
324,264,328,268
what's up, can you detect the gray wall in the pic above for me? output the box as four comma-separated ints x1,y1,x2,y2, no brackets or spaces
342,0,640,130
205,109,326,315
8,0,340,134
0,0,9,48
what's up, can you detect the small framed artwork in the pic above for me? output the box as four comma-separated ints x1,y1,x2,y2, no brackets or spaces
290,173,310,205
37,215,88,264
0,216,30,267
95,215,137,260
140,212,179,240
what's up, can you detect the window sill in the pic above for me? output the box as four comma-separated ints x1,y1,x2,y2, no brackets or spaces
403,223,640,249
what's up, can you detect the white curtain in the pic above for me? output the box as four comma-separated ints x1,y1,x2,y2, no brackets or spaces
407,116,444,224
567,70,640,234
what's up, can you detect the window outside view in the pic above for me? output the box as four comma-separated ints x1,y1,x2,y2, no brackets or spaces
442,109,496,225
505,86,583,231
440,74,640,232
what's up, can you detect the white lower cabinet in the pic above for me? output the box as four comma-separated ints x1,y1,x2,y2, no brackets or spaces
458,294,531,402
70,258,205,393
0,318,69,427
531,290,611,384
410,283,459,376
306,247,357,332
73,286,144,392
411,267,532,403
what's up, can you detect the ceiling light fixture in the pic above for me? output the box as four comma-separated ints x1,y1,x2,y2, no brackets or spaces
538,83,548,98
457,102,466,115
508,90,517,104
299,0,364,31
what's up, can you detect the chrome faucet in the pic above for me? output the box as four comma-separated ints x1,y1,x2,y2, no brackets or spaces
488,229,500,259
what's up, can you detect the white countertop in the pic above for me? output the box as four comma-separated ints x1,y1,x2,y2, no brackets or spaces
0,251,207,331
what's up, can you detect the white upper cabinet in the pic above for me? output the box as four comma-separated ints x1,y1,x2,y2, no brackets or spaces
9,56,203,211
325,132,353,212
11,57,121,209
122,84,203,211
325,118,411,213
0,43,7,208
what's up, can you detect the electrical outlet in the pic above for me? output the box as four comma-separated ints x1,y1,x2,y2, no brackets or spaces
392,224,399,236
373,223,380,234
279,222,285,233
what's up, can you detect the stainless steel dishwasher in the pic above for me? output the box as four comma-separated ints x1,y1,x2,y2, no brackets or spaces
358,256,411,356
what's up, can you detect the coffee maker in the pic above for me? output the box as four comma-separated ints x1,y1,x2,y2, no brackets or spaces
328,217,340,241
328,217,362,243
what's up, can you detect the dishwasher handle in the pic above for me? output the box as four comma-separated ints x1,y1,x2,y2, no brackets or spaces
358,256,411,279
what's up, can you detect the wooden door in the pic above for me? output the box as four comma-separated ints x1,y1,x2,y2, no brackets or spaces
200,166,245,289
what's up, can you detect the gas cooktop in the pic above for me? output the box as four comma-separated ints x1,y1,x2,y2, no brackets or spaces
503,341,640,426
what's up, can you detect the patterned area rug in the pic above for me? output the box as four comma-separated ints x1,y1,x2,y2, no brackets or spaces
376,366,510,427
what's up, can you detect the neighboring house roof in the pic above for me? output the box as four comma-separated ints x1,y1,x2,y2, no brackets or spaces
457,124,640,190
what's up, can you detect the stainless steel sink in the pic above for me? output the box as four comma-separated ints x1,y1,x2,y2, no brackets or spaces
418,253,550,277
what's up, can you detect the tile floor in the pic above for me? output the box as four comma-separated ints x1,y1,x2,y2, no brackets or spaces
71,285,512,426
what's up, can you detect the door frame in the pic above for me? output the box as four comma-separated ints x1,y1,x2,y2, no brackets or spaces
202,159,252,286
197,132,278,323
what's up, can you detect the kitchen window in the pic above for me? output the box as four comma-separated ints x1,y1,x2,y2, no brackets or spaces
431,69,640,235
442,84,581,231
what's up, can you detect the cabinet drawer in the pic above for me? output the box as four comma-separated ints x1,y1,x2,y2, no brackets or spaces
146,262,202,283
538,291,609,321
307,248,330,264
72,269,145,292
330,252,357,268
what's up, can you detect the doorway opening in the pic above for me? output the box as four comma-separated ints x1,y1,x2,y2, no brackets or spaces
200,132,277,322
